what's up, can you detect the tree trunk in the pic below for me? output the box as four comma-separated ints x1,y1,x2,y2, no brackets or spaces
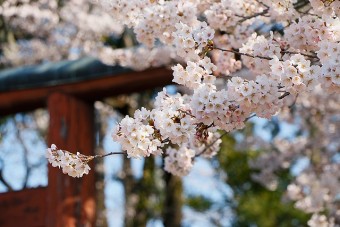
94,109,108,227
163,173,183,227
123,157,139,227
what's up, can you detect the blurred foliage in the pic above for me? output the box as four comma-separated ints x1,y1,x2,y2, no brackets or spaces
0,116,10,143
185,195,213,212
217,131,309,227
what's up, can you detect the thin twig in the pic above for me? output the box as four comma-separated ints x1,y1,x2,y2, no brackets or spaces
178,109,195,117
14,118,31,189
235,8,269,23
255,0,270,9
295,8,319,17
245,114,257,121
95,151,126,158
0,159,13,191
215,47,273,61
195,131,228,157
281,50,319,60
279,91,290,99
217,47,319,62
293,0,311,10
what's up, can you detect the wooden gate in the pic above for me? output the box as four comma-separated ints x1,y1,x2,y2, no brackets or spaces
0,58,172,227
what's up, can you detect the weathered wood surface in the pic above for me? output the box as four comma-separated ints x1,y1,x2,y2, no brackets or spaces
47,93,95,227
0,187,47,227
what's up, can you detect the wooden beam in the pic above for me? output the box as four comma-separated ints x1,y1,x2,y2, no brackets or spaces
47,93,95,227
0,67,172,116
0,187,47,227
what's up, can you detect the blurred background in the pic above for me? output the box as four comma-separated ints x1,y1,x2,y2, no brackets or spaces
0,91,311,227
0,0,339,227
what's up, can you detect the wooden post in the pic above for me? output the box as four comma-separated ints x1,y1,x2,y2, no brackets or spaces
0,188,47,227
47,93,95,227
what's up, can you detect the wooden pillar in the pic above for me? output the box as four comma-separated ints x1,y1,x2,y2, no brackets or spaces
47,93,95,227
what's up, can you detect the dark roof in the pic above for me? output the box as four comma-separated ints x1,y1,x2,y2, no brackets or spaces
0,57,131,92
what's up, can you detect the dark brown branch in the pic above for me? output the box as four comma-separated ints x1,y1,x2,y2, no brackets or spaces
293,0,311,10
281,50,319,60
0,159,13,191
245,114,257,121
217,47,319,63
279,91,290,99
235,8,269,23
255,0,270,9
295,8,319,17
215,47,273,61
14,118,31,189
195,131,228,158
94,151,126,158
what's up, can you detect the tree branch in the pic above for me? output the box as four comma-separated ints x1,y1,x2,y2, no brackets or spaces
279,91,290,99
235,8,269,23
216,47,319,62
195,114,257,158
13,118,31,189
0,158,13,191
195,131,228,158
255,0,270,9
94,151,126,158
281,50,319,60
215,47,273,61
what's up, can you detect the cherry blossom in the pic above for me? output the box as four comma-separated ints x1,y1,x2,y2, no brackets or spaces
46,144,92,178
19,0,339,224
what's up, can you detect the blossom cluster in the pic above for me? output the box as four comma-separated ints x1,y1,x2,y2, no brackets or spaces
100,1,340,225
189,132,222,158
0,0,123,66
240,33,281,74
98,45,176,71
17,0,338,224
46,144,91,178
211,35,242,75
205,0,265,31
287,164,340,214
99,0,199,47
172,22,215,61
97,0,339,173
172,57,216,89
165,132,223,172
248,88,340,226
164,146,195,177
112,90,194,157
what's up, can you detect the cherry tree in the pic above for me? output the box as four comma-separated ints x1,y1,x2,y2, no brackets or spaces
0,0,124,66
5,0,337,225
247,89,340,226
0,0,178,70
